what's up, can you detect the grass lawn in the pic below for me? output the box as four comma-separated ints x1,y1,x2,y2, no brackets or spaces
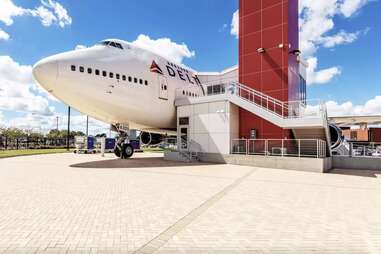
142,147,164,153
0,149,72,159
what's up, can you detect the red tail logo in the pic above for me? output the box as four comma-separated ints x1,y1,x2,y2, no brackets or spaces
150,61,163,75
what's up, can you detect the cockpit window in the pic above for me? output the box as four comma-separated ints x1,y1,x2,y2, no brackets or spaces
98,41,124,50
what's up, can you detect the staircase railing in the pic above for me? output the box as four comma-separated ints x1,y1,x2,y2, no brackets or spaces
176,81,325,120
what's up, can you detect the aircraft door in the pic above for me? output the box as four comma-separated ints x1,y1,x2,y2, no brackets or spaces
158,76,168,100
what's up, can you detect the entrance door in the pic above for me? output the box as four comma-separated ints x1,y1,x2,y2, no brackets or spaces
180,127,189,151
158,76,168,100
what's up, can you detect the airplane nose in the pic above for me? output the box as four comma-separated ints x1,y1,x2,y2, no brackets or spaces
32,57,58,91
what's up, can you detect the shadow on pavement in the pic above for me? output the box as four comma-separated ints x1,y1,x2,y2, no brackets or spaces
329,169,381,178
70,157,218,169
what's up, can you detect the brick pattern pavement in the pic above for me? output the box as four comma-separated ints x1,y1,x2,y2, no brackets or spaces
1,153,381,253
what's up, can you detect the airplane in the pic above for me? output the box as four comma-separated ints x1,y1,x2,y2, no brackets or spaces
33,39,208,158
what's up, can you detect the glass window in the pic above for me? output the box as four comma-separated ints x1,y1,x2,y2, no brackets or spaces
179,117,189,125
128,76,132,82
95,69,100,75
115,43,123,49
144,80,148,86
122,75,126,81
109,72,114,78
134,78,137,83
79,66,84,73
139,79,143,85
71,65,76,71
87,68,92,74
116,74,120,80
109,42,117,48
102,71,107,77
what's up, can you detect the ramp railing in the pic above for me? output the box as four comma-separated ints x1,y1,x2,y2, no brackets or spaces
231,139,327,158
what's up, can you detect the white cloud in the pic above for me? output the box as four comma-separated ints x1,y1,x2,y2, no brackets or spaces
340,0,369,17
132,34,195,64
0,0,71,28
41,0,72,28
30,6,57,27
0,0,26,26
306,57,341,85
326,96,381,117
231,10,239,38
299,0,371,85
0,55,55,116
0,29,10,41
75,45,87,50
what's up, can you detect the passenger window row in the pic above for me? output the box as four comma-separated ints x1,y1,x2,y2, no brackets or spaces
182,90,199,98
71,65,148,86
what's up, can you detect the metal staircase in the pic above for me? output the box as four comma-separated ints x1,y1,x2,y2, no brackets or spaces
176,81,332,156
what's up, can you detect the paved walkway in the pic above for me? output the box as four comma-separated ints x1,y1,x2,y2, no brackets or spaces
0,153,381,253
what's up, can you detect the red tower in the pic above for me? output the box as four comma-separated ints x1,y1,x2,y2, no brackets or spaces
239,0,303,139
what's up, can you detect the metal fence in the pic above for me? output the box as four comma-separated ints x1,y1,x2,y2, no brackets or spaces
231,139,327,158
0,136,75,150
343,142,381,158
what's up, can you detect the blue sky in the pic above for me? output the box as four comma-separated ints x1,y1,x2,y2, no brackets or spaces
0,0,380,133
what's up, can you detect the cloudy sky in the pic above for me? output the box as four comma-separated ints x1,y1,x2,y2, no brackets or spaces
0,0,380,134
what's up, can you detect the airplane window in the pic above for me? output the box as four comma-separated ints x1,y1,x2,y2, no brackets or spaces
98,41,110,46
102,71,107,77
144,80,148,86
87,68,92,74
139,79,143,85
79,66,84,73
122,75,126,81
164,85,167,90
109,72,114,78
128,76,132,82
182,91,185,95
71,65,76,71
116,74,120,80
95,69,100,75
109,42,117,48
115,43,123,49
134,78,137,83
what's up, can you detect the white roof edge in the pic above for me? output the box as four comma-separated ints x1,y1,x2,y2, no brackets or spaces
197,65,238,76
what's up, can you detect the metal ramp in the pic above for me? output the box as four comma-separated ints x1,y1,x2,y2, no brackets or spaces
175,82,332,157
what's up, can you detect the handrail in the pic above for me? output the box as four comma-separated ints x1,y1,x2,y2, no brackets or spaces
231,138,327,158
175,81,325,120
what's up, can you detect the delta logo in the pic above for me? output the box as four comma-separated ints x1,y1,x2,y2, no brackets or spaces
150,61,163,75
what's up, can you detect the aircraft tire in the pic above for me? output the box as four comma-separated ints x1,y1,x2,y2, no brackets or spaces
114,146,121,158
122,144,134,159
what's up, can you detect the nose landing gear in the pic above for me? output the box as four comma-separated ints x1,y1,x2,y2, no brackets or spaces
113,124,134,159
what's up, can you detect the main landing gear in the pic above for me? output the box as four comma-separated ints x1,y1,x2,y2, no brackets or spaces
112,124,134,159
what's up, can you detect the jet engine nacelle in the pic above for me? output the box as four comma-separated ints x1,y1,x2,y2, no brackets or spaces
140,132,164,145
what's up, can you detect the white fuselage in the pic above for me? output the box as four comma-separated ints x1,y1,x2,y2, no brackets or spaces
33,39,204,133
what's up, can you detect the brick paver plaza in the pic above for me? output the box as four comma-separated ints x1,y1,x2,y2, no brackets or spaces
1,153,381,253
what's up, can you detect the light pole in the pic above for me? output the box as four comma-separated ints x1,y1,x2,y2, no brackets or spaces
67,106,71,151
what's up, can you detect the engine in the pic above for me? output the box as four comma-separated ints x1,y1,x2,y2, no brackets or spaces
140,132,164,146
329,124,350,155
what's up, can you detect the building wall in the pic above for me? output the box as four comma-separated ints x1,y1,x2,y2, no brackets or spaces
239,0,301,139
177,101,239,155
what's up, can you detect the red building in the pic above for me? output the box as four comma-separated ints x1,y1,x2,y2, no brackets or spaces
239,0,305,139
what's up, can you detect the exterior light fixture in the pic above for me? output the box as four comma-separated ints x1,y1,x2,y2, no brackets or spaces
257,47,266,53
289,49,301,56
